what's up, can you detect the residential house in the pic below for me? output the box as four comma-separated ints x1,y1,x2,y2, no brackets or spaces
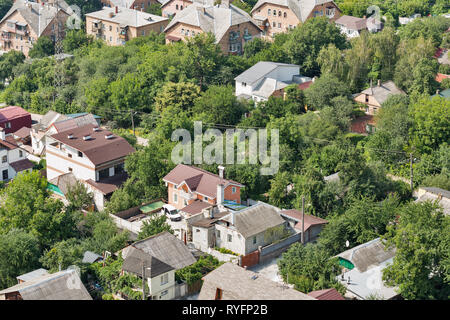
398,13,421,25
0,269,92,300
30,111,100,156
163,164,244,213
85,6,168,46
0,128,34,182
307,288,345,300
280,209,328,243
353,80,406,116
122,246,176,300
198,262,315,300
101,0,162,12
161,0,193,18
190,205,230,251
82,251,104,264
0,106,31,135
415,187,450,216
234,61,312,102
121,231,197,271
336,238,399,300
0,0,70,57
164,0,261,55
335,15,382,38
16,268,49,284
213,202,287,256
45,123,135,210
251,0,341,39
431,88,450,100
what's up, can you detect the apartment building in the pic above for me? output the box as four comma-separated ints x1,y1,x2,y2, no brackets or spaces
164,0,261,55
0,0,70,56
86,6,168,46
101,0,161,12
251,0,341,39
161,0,193,18
46,123,135,210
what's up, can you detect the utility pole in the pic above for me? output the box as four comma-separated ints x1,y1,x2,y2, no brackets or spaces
301,196,305,245
142,262,145,300
53,0,65,107
130,110,136,137
410,152,414,195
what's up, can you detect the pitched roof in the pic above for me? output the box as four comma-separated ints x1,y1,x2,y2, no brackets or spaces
122,247,174,278
51,114,98,133
34,111,68,131
225,203,285,238
163,164,244,199
9,158,34,173
234,61,300,84
336,238,395,273
251,0,336,23
50,124,135,166
161,0,193,9
199,262,315,300
0,269,92,300
0,0,69,38
0,106,30,122
84,171,128,195
415,187,450,216
190,211,229,228
335,15,367,30
16,269,49,283
432,88,450,99
82,251,103,264
85,6,168,27
307,288,345,300
48,172,77,195
180,199,212,216
13,126,31,139
360,81,406,105
122,231,196,270
0,138,19,150
280,209,328,231
164,1,258,43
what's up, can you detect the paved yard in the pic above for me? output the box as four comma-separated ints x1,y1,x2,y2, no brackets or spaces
248,255,284,284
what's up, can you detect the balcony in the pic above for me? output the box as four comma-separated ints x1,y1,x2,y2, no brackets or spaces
179,190,195,200
1,33,11,41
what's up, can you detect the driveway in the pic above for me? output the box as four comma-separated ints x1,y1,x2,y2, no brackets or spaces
248,255,284,284
155,210,185,239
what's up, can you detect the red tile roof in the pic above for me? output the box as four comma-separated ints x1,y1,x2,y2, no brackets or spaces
13,126,31,139
163,164,244,199
10,159,34,173
50,124,135,166
298,81,313,90
0,139,19,150
280,209,328,232
307,288,345,300
84,172,128,195
0,106,30,122
436,73,450,83
180,199,212,216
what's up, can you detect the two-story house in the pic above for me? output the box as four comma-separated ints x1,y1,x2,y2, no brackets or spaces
45,123,135,210
161,0,193,18
234,61,311,102
0,128,34,182
251,0,341,39
0,0,70,57
85,6,168,46
164,0,261,55
0,106,31,135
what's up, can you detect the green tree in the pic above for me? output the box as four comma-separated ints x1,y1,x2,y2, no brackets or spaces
63,30,93,53
0,50,26,83
66,181,94,211
154,81,201,113
138,215,173,240
382,201,450,300
304,74,350,110
39,238,84,273
29,36,55,58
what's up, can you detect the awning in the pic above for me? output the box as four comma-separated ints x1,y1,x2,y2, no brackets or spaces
166,35,181,42
16,22,27,27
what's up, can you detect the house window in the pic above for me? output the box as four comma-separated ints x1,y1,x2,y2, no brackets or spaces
272,21,276,27
68,153,72,158
160,273,169,285
176,4,179,9
19,150,23,157
216,230,221,238
268,9,271,15
173,192,178,203
196,228,200,232
68,167,73,172
5,122,11,129
160,290,168,297
278,11,281,17
215,288,223,300
232,187,236,194
273,10,276,16
78,151,83,157
184,199,187,206
365,94,369,103
284,12,287,18
278,23,281,28
2,155,7,163
242,82,247,87
204,196,208,201
115,163,124,174
180,5,183,9
109,25,112,31
227,234,232,242
181,28,184,35
99,168,109,179
253,236,257,244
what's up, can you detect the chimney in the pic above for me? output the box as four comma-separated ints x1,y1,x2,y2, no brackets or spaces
218,165,225,179
377,79,381,87
93,127,100,132
115,6,118,14
105,134,114,140
217,184,224,205
67,134,74,139
83,135,91,141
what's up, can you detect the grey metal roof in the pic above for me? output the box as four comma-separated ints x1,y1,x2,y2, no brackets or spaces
360,81,406,105
234,61,299,84
122,231,196,270
0,0,69,37
86,6,167,27
164,1,258,43
199,262,315,300
415,187,450,216
0,269,92,300
252,77,291,99
16,268,49,282
226,202,286,238
251,0,335,23
82,251,103,264
122,247,174,278
336,238,396,273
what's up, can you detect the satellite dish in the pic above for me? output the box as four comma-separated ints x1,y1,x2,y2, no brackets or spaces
345,240,350,247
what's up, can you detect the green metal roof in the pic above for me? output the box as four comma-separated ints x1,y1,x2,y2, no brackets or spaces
338,257,355,270
47,183,65,197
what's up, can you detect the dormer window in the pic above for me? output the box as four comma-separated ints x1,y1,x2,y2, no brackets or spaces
78,151,83,157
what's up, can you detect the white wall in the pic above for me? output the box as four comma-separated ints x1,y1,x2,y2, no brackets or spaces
0,146,28,181
215,223,246,255
148,270,176,300
337,25,360,38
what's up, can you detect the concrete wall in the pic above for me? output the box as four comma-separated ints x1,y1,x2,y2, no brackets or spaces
0,146,28,181
148,269,176,300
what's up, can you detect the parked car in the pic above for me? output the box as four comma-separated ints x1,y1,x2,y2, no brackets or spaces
161,204,182,221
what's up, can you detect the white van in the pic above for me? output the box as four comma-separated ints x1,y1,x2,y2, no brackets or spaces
161,204,182,222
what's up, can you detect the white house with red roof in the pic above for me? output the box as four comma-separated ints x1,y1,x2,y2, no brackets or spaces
0,106,31,135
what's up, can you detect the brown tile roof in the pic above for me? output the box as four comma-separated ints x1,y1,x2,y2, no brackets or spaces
0,139,19,150
180,199,213,216
85,172,128,195
280,209,328,232
163,164,244,198
190,211,229,228
9,159,34,172
13,126,31,139
50,124,135,166
0,106,30,122
335,15,367,31
308,288,345,300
